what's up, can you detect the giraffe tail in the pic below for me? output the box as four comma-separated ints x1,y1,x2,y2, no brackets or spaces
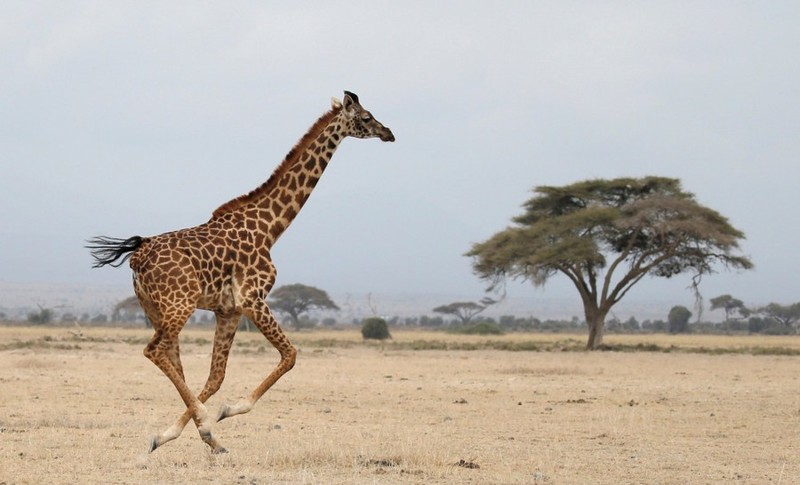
86,236,144,268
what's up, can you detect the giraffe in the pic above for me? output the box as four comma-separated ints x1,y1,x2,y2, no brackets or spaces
87,91,394,453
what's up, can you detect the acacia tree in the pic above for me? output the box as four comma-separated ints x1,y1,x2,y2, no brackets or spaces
466,176,753,350
433,298,497,325
27,305,53,325
268,283,339,330
113,295,148,326
709,294,750,328
758,302,800,332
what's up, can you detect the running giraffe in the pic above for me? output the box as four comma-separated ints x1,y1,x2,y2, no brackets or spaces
88,91,394,453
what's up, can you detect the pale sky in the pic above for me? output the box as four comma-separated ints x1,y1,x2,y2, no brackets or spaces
1,2,798,313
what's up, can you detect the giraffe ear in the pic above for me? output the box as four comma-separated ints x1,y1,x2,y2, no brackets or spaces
342,91,360,113
343,90,359,104
331,97,342,109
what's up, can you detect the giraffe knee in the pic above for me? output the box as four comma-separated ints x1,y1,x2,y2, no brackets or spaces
283,345,297,371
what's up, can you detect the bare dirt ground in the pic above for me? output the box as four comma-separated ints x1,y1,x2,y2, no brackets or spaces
1,326,798,484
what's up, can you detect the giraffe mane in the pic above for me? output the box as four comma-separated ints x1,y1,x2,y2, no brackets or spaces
210,106,342,220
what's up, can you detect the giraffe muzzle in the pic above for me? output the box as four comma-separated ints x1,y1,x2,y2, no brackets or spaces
379,128,395,142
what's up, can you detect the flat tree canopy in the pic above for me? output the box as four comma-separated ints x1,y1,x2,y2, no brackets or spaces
433,298,497,325
709,294,751,324
268,283,339,329
466,176,753,349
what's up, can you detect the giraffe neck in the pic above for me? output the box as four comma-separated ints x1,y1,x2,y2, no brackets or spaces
211,107,347,246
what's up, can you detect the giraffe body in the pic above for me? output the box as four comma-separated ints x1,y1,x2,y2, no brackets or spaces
88,92,394,453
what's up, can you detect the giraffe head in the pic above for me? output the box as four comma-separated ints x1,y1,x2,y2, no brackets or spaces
331,91,395,142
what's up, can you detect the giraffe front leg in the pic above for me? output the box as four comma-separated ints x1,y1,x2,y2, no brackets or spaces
150,313,239,453
217,302,296,422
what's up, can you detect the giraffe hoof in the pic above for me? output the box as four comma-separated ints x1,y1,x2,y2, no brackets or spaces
216,404,230,422
199,429,227,454
149,436,160,453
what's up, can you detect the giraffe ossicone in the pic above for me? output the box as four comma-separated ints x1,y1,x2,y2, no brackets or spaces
87,91,394,453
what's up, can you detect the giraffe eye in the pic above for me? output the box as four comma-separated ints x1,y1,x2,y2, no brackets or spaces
361,114,372,122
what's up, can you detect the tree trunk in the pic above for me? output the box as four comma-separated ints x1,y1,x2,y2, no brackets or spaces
586,318,604,350
584,306,609,350
575,283,610,350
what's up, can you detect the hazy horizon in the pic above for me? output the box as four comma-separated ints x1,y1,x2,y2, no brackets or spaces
2,3,798,314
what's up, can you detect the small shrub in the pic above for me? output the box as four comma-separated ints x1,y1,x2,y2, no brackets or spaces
361,317,391,340
668,306,691,334
27,307,53,325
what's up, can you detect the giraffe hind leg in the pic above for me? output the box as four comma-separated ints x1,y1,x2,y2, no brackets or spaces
166,341,185,382
217,300,296,421
150,313,240,452
144,307,227,454
140,305,190,452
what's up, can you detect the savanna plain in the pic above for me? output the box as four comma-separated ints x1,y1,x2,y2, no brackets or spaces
1,326,798,484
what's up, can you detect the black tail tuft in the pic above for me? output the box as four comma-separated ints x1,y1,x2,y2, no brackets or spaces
86,236,144,268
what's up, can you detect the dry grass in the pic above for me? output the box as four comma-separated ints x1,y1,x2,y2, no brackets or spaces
1,326,799,484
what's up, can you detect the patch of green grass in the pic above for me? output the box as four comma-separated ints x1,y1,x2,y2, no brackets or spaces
52,343,81,350
747,346,800,356
447,322,505,336
295,338,357,349
3,327,798,356
596,343,675,353
182,336,211,346
495,341,541,352
0,337,81,351
689,345,800,356
403,339,449,351
120,336,150,345
0,339,39,351
591,342,800,356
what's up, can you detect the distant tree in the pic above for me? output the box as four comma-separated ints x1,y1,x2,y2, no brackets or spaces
641,319,666,332
758,302,800,333
467,177,753,349
605,316,622,332
196,311,214,324
623,316,640,332
238,316,255,332
91,314,108,323
747,316,768,334
269,284,339,330
668,306,692,334
709,294,750,328
419,315,444,327
499,314,541,331
113,295,148,326
433,298,497,325
27,305,53,325
361,317,391,340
